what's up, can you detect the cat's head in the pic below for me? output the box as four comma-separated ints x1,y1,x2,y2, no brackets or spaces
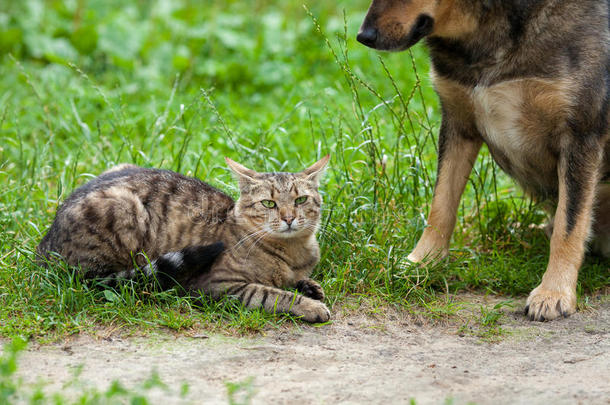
226,155,330,239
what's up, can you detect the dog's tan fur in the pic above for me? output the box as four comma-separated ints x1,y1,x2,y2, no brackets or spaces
407,134,481,262
358,0,609,321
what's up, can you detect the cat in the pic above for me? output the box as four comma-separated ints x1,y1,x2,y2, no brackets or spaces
36,156,331,323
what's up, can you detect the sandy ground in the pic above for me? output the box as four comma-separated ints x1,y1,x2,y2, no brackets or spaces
14,295,610,405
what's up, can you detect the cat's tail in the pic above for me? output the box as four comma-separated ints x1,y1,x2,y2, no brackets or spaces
111,242,225,289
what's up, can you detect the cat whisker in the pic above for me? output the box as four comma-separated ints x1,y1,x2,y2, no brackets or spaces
232,228,265,247
231,227,268,252
244,231,271,259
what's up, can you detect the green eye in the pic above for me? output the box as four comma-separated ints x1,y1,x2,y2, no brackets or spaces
295,196,308,205
261,200,276,208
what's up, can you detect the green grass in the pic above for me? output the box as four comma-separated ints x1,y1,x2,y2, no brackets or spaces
0,0,608,342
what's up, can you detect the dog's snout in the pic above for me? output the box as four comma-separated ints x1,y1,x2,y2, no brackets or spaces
357,27,378,48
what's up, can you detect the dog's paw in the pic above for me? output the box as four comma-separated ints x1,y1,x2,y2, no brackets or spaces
406,246,448,264
524,286,576,321
296,279,325,301
402,249,447,268
406,252,422,263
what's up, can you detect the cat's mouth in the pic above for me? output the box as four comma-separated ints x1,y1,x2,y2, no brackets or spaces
275,226,303,237
278,222,299,234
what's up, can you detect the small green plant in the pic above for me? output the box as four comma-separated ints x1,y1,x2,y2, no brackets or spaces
0,338,193,404
458,300,514,342
0,338,27,403
225,377,256,405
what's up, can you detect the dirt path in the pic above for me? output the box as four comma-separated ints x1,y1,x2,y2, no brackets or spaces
16,296,610,404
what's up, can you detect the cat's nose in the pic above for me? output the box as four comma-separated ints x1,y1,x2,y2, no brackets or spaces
283,216,294,226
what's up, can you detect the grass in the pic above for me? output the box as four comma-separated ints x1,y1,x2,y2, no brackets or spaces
0,0,608,344
456,300,515,343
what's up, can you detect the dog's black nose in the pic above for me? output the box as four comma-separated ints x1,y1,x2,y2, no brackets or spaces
357,27,378,48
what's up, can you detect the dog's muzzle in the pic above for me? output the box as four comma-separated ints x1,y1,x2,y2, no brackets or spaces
357,27,378,48
357,14,434,51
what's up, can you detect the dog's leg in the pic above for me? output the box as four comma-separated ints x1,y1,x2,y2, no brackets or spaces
408,123,482,262
591,184,610,257
525,139,604,321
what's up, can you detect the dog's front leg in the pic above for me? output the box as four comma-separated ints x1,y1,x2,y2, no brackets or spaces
525,139,604,321
408,119,482,262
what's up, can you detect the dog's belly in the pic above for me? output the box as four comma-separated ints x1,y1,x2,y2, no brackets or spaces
471,79,569,199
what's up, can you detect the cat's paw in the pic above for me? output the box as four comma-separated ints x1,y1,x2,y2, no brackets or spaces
305,301,331,323
296,279,325,301
294,299,331,323
524,285,576,321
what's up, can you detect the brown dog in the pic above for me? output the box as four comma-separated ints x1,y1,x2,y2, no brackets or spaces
357,0,609,321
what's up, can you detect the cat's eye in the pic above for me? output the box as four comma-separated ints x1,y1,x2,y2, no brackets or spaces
261,200,276,208
295,196,308,205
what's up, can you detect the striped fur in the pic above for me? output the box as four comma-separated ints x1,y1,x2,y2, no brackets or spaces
106,243,225,290
37,156,331,323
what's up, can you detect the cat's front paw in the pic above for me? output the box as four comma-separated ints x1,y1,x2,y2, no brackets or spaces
296,279,325,300
301,301,331,323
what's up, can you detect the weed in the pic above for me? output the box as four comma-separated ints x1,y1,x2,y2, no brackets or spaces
458,300,514,342
225,377,256,405
0,338,192,404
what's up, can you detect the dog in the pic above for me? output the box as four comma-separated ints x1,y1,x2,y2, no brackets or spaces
357,0,609,321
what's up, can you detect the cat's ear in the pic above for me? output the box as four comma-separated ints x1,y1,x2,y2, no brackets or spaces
301,154,330,185
225,158,258,182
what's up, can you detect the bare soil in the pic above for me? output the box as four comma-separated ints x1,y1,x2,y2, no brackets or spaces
16,295,610,404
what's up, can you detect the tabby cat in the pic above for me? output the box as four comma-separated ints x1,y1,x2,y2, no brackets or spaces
37,156,331,323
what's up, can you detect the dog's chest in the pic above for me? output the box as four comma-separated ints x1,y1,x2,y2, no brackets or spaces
468,79,569,195
472,84,528,155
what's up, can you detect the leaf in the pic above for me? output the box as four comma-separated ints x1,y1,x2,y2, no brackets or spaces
103,290,119,303
98,12,148,61
0,28,23,55
24,34,78,63
172,45,191,71
71,24,98,55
